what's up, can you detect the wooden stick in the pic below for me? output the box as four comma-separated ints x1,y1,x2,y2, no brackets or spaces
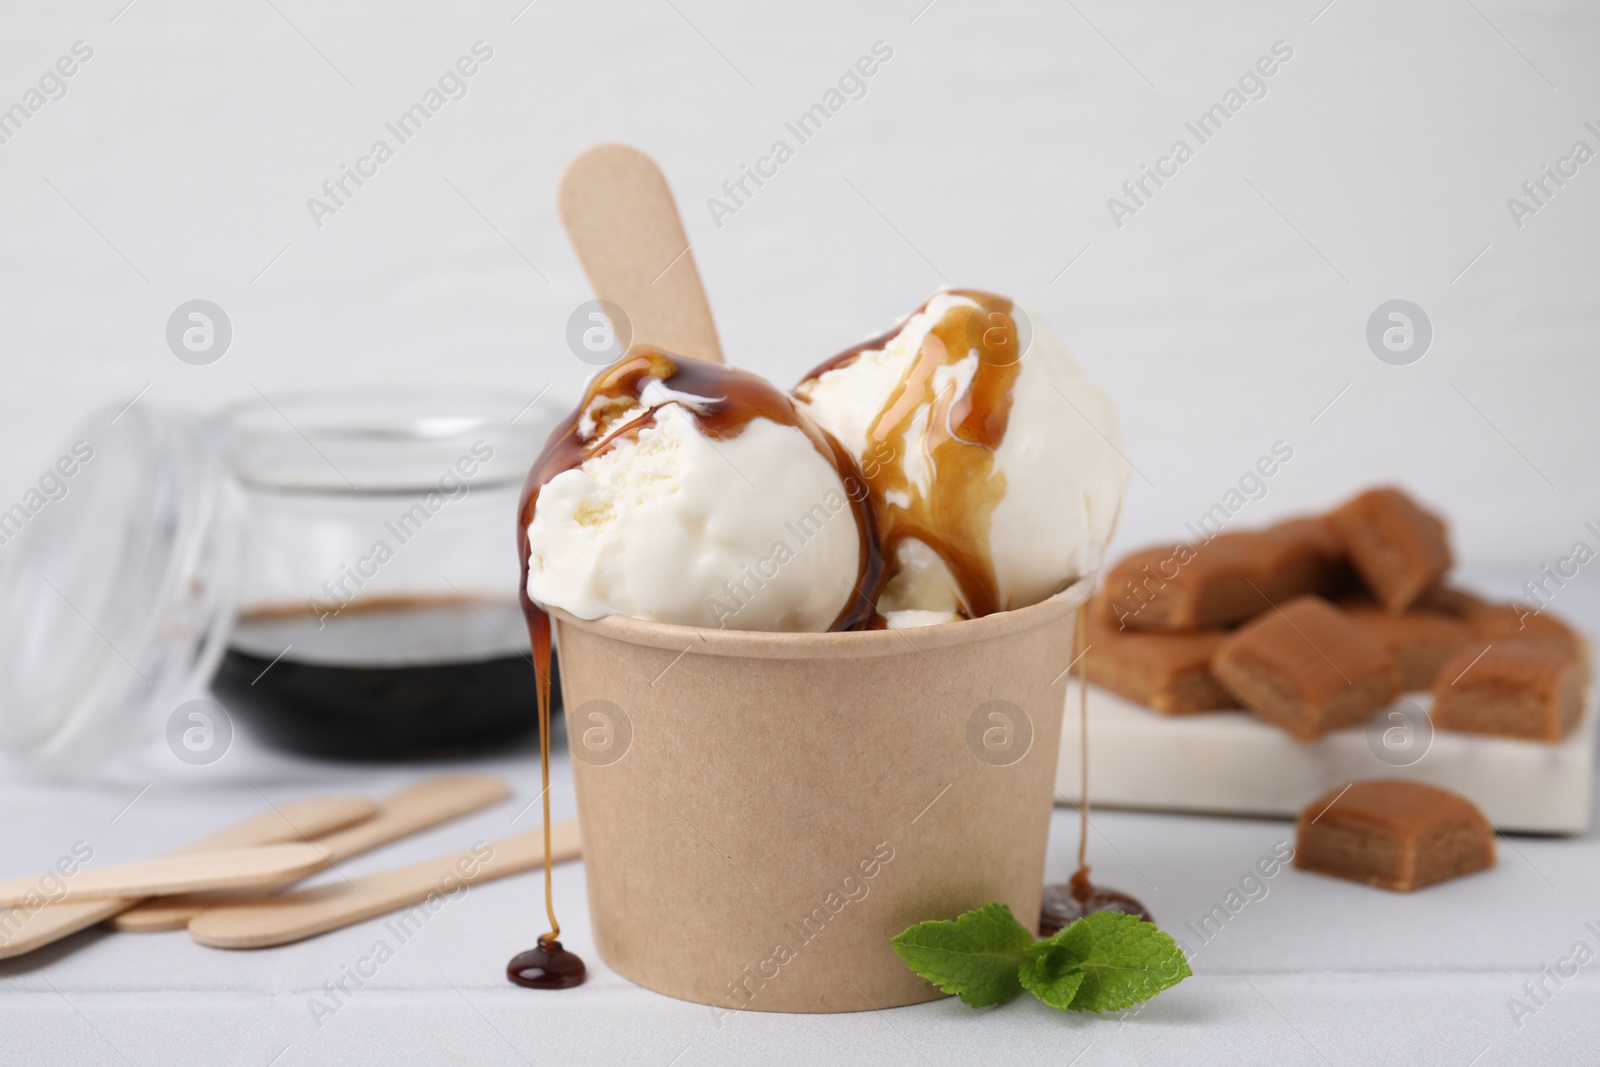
0,794,378,960
0,844,330,907
190,821,582,949
110,773,511,932
558,143,723,364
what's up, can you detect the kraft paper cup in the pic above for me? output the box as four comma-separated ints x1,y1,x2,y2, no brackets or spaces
552,578,1091,1013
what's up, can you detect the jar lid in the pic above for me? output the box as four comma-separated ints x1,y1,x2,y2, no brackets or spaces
0,404,240,775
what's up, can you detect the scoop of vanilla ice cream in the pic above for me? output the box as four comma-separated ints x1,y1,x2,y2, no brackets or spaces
795,291,1128,626
526,396,864,632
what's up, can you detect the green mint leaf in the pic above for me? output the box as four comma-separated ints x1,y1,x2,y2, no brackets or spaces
1022,912,1190,1013
890,902,1035,1007
1016,944,1086,1010
1017,916,1096,1009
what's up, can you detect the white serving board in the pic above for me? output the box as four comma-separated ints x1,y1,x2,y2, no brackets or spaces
1055,681,1596,834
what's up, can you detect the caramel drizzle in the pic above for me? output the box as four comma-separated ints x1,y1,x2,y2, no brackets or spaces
517,347,884,638
798,290,1024,621
1072,600,1092,897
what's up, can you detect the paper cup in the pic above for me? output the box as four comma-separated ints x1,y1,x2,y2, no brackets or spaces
552,579,1090,1013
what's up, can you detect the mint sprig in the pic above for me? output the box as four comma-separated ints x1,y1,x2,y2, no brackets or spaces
891,904,1190,1014
1022,911,1191,1012
888,902,1034,1006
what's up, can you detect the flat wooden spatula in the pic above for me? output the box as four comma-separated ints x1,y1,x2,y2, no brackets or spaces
0,844,332,908
110,773,511,932
0,794,377,960
558,143,724,364
189,821,582,949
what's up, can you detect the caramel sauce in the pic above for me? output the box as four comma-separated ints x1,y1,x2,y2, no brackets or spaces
1039,603,1148,936
1039,875,1152,937
213,596,539,759
796,290,1024,620
507,935,587,990
520,348,884,637
506,348,888,989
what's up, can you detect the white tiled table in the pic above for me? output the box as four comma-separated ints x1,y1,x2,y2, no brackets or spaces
4,571,1596,1066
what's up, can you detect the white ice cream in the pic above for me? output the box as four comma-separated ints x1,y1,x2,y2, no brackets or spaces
796,291,1128,627
525,394,863,633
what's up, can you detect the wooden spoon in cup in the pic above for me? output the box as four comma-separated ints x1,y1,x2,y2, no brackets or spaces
559,142,724,365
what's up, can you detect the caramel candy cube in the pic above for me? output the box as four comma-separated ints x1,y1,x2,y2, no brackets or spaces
1084,602,1236,713
1420,588,1580,662
1343,604,1472,691
1328,487,1453,612
1101,540,1260,631
1102,518,1345,632
1247,516,1354,601
1295,780,1494,892
1415,583,1484,617
1419,585,1586,664
1463,603,1585,666
1431,642,1586,741
1212,595,1402,740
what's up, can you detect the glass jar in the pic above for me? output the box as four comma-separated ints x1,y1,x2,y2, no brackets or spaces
0,386,566,774
212,387,561,758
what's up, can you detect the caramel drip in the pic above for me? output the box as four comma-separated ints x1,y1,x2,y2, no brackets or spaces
529,607,558,941
511,516,575,984
1037,602,1151,936
799,290,1023,620
1075,601,1089,879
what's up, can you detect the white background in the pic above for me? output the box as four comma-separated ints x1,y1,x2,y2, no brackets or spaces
1,0,1596,565
3,2,1599,1065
